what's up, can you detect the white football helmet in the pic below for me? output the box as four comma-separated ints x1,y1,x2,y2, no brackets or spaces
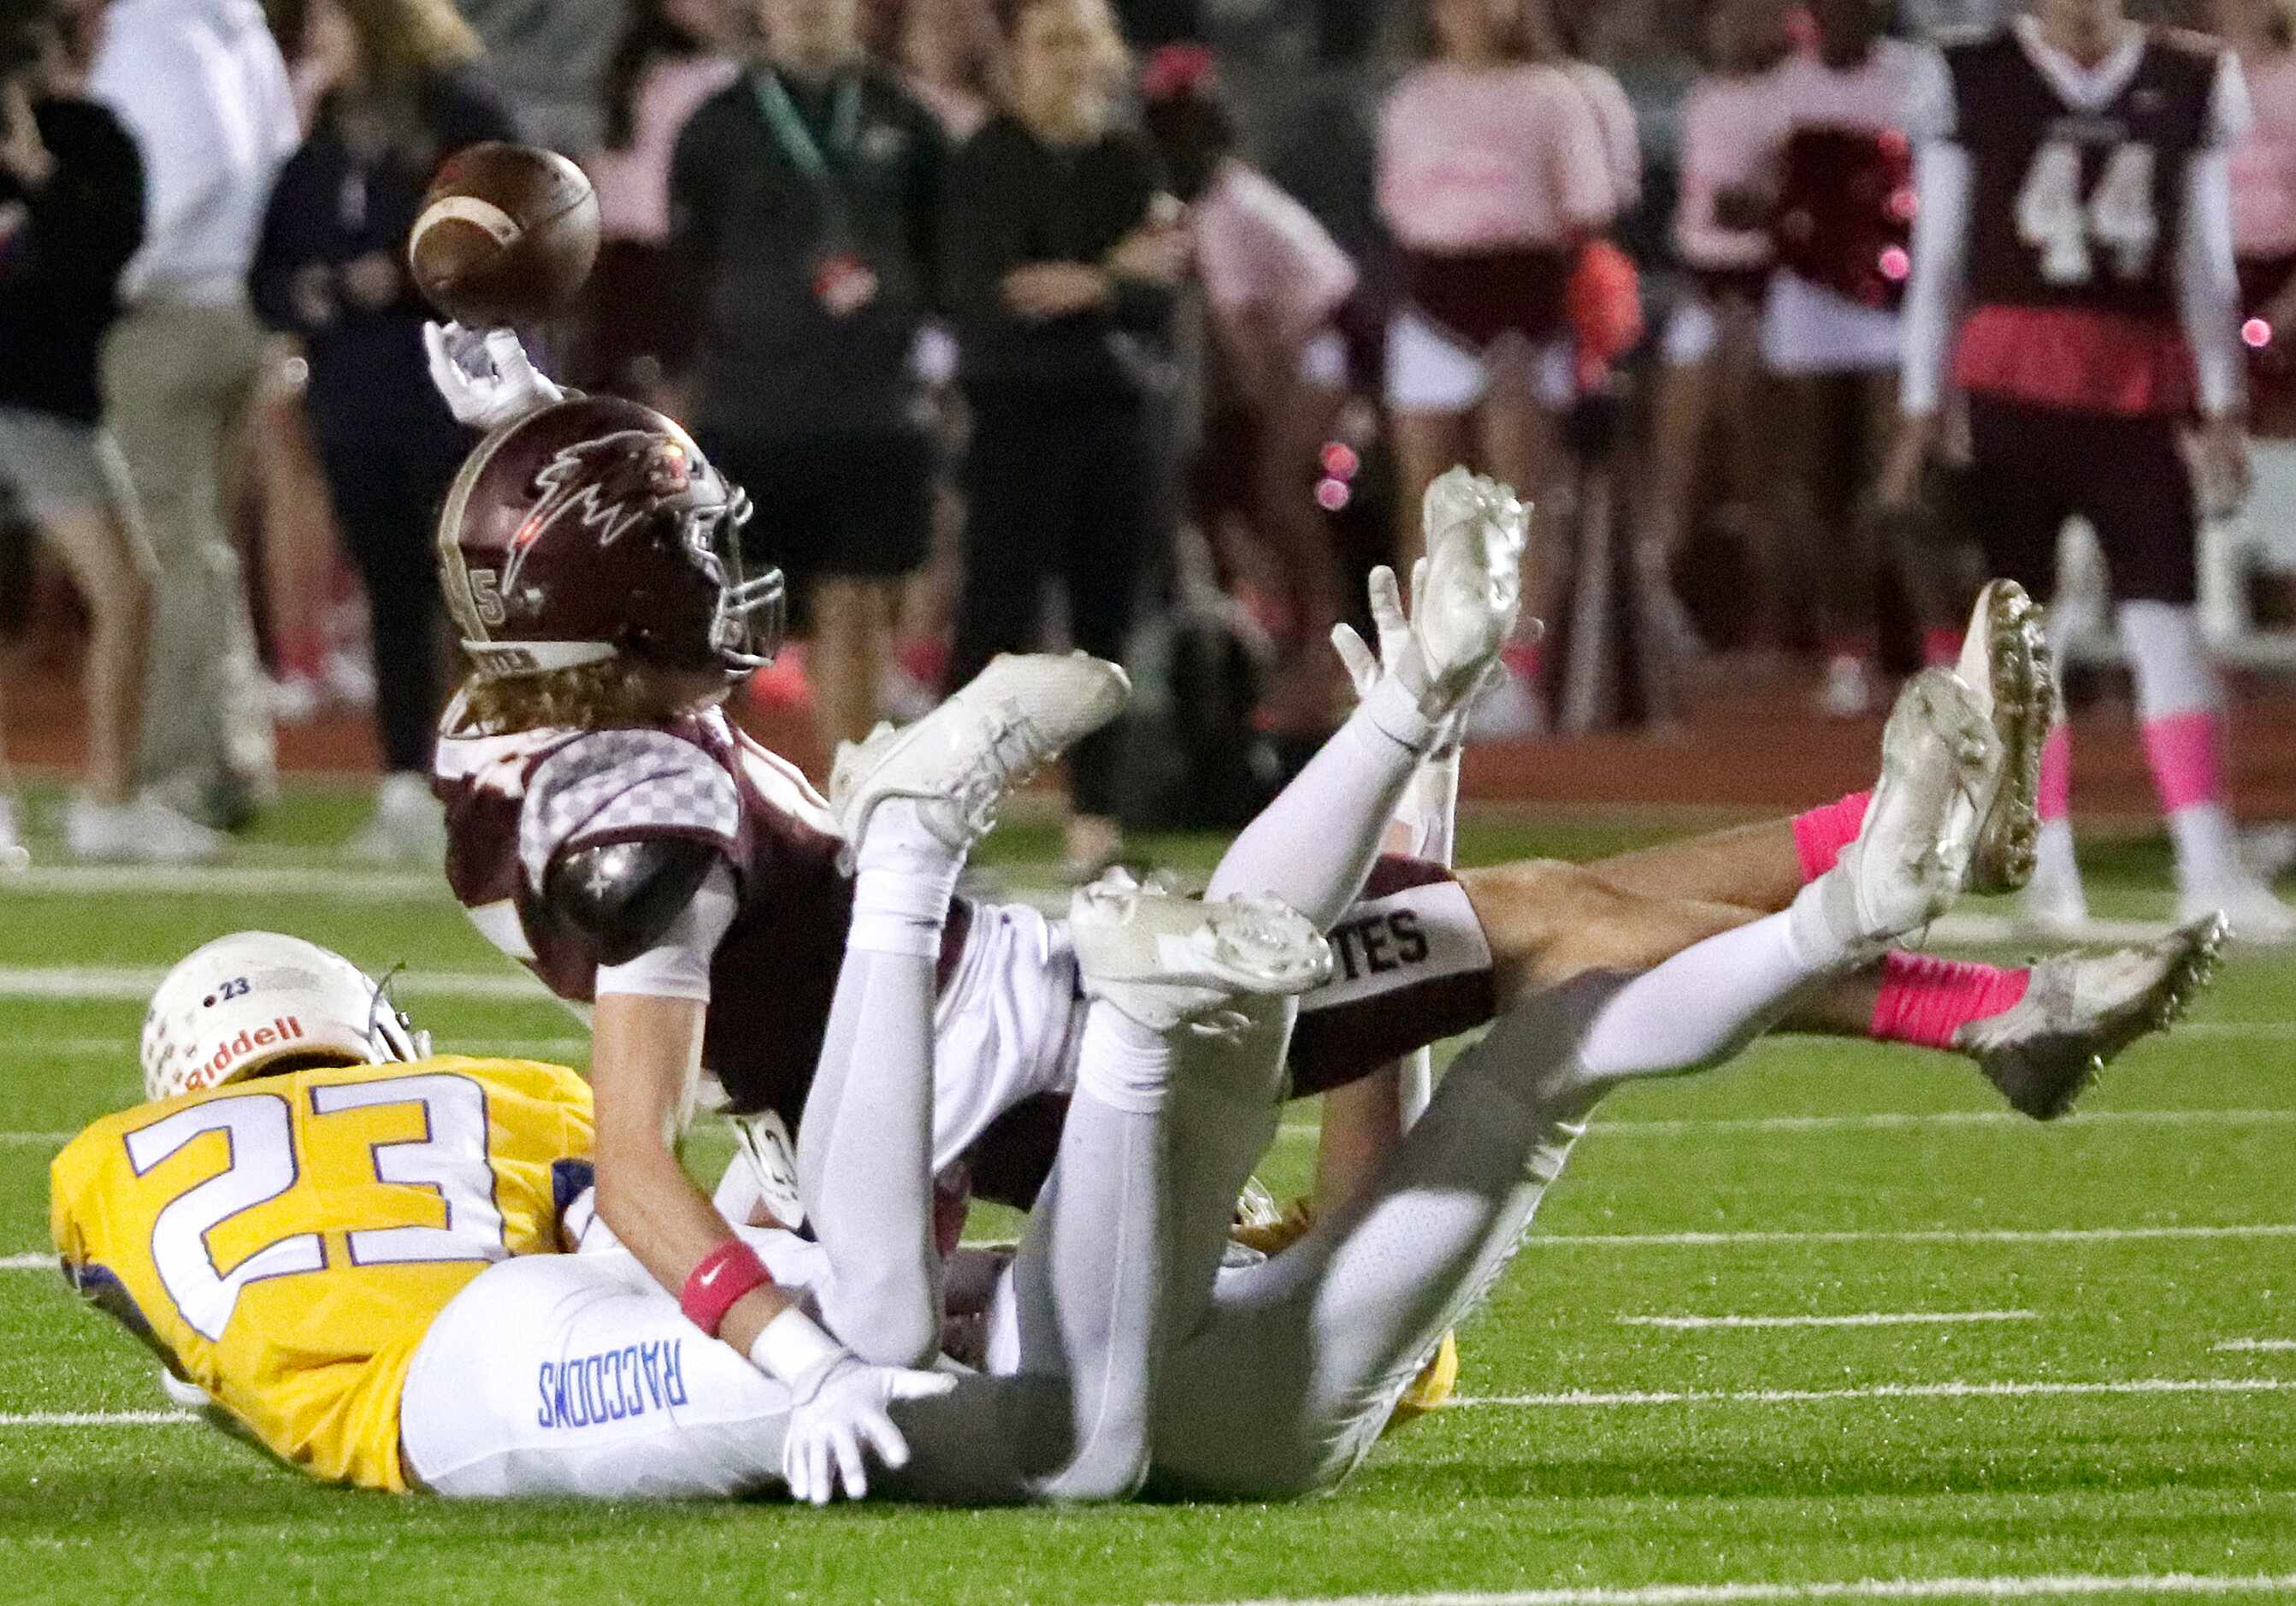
140,932,428,1102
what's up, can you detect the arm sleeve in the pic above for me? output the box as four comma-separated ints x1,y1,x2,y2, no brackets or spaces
593,860,738,1001
2182,54,2252,418
2180,146,2246,417
1898,140,1973,417
1551,83,1620,233
905,99,949,315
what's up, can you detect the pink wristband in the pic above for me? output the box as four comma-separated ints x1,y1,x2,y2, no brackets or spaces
680,1240,771,1337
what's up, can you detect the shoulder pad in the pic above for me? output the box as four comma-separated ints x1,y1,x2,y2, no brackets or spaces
520,729,741,894
545,837,726,967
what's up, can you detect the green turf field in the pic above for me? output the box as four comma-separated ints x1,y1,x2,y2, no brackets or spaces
3,785,2293,1606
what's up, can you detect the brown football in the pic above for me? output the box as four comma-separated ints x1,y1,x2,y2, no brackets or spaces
409,142,600,328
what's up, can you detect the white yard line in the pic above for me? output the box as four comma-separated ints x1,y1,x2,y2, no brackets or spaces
1618,1311,2036,1331
0,1411,195,1427
1176,1571,2296,1606
2215,1338,2296,1353
1,865,443,900
1450,1377,2294,1408
0,1254,51,1270
1532,1223,2296,1249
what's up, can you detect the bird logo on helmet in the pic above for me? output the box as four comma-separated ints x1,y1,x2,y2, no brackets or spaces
140,933,430,1104
436,396,785,682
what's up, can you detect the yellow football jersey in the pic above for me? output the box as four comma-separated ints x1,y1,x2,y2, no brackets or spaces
50,1054,593,1492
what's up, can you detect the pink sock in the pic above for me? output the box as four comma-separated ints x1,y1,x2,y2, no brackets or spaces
1791,790,1872,882
2140,710,2224,813
1869,951,2032,1050
1921,627,1961,669
2038,724,2071,822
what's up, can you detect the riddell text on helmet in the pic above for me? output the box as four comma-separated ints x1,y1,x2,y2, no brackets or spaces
194,1018,307,1088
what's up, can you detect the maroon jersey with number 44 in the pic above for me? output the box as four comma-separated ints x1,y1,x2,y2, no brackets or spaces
1945,28,2222,416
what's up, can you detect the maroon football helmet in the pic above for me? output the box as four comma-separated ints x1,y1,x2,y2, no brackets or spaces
435,397,783,679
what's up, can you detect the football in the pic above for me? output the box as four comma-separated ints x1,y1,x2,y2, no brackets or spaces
408,141,600,328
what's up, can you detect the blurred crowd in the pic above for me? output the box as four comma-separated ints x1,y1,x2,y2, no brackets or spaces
0,0,2286,872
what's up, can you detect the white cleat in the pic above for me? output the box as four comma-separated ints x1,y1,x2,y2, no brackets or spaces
1070,872,1333,1033
831,652,1130,856
1961,912,2227,1120
64,793,226,865
1810,669,1999,948
1413,468,1528,720
1955,581,2051,895
2181,874,2296,946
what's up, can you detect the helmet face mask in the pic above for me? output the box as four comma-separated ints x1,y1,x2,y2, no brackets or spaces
438,398,788,685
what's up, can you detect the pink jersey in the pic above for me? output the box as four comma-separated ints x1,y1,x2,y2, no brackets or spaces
1377,62,1617,251
1566,61,1643,219
1675,71,1777,270
589,54,741,244
1192,161,1358,333
2233,48,2296,258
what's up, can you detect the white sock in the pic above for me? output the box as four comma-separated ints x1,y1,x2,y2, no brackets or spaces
851,799,964,957
1075,1004,1175,1116
2169,802,2245,891
2032,818,2080,890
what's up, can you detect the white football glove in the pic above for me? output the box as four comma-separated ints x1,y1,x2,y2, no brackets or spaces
422,320,564,432
781,1349,955,1505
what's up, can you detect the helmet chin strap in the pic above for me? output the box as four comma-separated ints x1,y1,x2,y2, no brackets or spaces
365,963,432,1062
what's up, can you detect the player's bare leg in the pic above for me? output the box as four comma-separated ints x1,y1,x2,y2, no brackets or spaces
810,576,901,753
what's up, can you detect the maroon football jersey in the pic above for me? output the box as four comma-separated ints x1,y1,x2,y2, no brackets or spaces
1946,29,2222,414
433,699,931,1131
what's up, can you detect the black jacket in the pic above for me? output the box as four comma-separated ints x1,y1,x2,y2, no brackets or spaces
250,70,514,440
940,114,1175,400
0,97,144,425
667,64,946,442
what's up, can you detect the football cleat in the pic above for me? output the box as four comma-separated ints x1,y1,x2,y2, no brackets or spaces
1413,468,1529,719
1956,581,2052,895
1810,669,1999,949
1071,872,1332,1032
831,652,1130,856
1963,912,2228,1120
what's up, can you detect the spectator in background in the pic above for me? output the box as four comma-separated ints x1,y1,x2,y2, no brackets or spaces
1747,0,1939,717
1375,0,1623,731
456,0,623,154
90,0,298,830
2219,0,2296,635
249,0,512,861
0,0,221,860
668,0,947,755
1644,0,1787,641
1142,44,1355,727
941,0,1183,875
877,0,996,139
577,0,741,403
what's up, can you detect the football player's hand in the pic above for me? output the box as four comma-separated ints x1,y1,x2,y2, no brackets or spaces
1331,561,1500,753
423,320,564,432
781,1351,955,1505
